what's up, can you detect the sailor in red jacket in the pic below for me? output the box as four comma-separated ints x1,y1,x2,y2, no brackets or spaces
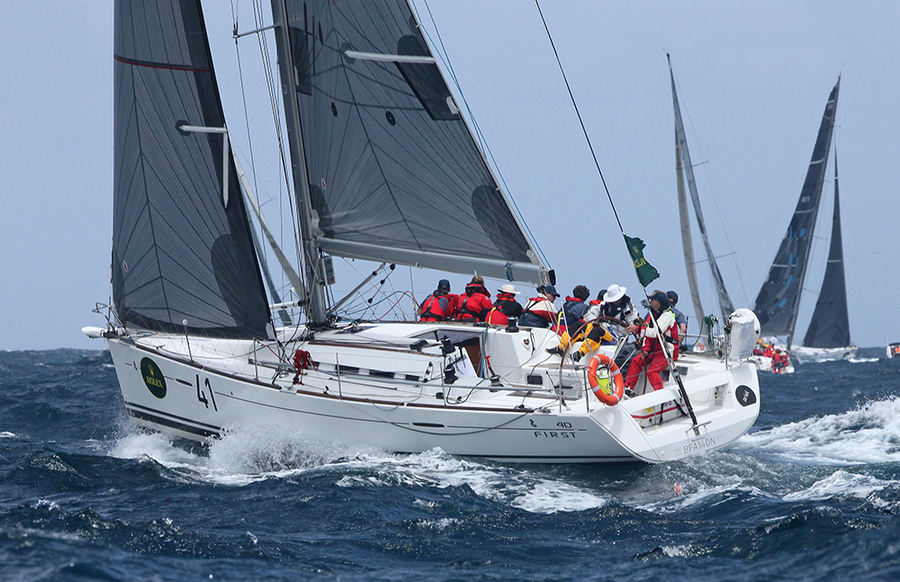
456,276,493,322
623,291,679,392
486,284,524,325
419,279,456,322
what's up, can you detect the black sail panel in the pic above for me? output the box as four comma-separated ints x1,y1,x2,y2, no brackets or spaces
802,155,851,348
281,0,540,279
113,0,272,338
753,78,840,340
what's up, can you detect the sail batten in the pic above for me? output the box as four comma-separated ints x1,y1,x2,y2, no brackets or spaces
752,77,840,345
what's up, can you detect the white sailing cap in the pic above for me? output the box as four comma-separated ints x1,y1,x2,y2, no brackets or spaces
498,284,520,295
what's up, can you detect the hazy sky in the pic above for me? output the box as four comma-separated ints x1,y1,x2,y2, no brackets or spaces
3,1,898,351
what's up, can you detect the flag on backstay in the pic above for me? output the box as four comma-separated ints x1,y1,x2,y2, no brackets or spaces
624,234,659,287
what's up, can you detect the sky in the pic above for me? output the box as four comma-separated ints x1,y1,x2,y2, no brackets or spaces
2,1,898,351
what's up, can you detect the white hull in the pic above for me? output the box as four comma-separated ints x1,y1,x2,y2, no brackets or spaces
792,345,857,363
102,321,760,464
748,355,795,374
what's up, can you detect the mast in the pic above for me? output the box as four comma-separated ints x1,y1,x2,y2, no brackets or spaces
269,0,328,326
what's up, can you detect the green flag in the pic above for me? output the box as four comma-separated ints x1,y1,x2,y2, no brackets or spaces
624,234,660,287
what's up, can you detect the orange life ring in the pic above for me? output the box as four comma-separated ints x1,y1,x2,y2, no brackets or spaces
587,353,624,406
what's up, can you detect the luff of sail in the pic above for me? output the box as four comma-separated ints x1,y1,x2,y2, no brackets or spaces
669,56,734,328
279,0,545,283
113,0,273,339
802,152,851,348
752,77,840,345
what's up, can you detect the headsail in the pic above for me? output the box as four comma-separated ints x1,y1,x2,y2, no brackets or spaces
668,56,734,328
802,152,851,348
752,77,840,346
113,0,272,339
277,0,544,284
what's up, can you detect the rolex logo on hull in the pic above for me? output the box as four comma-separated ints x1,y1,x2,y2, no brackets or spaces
140,357,167,399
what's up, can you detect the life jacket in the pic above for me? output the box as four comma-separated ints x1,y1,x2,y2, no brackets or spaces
486,292,522,325
638,309,679,356
457,284,492,321
420,293,451,322
520,296,557,328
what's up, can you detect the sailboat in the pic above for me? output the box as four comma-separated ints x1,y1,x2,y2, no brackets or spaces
792,152,856,362
752,77,853,367
83,0,761,463
668,55,734,351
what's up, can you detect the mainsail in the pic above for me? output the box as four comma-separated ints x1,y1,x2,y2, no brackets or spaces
112,0,273,339
669,56,734,331
277,0,545,285
752,77,840,346
802,153,851,348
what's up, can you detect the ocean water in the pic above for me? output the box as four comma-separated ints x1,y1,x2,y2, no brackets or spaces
1,348,899,582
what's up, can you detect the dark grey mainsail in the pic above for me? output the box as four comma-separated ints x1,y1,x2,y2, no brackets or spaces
802,154,851,348
752,77,840,347
277,0,544,286
113,0,273,338
669,56,734,331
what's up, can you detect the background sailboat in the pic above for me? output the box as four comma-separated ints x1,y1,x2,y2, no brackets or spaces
668,55,734,349
752,77,841,360
793,151,856,362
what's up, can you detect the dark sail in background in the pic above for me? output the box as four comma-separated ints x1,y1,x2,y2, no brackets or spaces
802,154,851,348
112,0,272,338
752,77,840,345
280,0,543,282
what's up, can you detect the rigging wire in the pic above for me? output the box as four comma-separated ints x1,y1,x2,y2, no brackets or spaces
252,0,309,309
533,0,625,237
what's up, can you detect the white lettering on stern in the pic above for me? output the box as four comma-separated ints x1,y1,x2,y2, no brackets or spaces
679,435,719,456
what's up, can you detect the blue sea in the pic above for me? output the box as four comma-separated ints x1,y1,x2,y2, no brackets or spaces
2,348,899,581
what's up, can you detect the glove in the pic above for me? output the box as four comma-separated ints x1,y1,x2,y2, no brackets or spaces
572,351,582,362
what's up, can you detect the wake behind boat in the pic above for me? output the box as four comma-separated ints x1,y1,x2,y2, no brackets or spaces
85,0,761,463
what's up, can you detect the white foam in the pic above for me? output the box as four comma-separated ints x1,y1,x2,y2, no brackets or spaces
0,431,16,438
107,425,611,513
737,396,900,465
849,357,879,364
783,469,897,503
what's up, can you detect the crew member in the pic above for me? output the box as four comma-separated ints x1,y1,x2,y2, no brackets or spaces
520,284,560,328
667,290,687,358
623,291,679,392
456,276,493,322
486,284,524,325
418,279,456,322
546,285,591,357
